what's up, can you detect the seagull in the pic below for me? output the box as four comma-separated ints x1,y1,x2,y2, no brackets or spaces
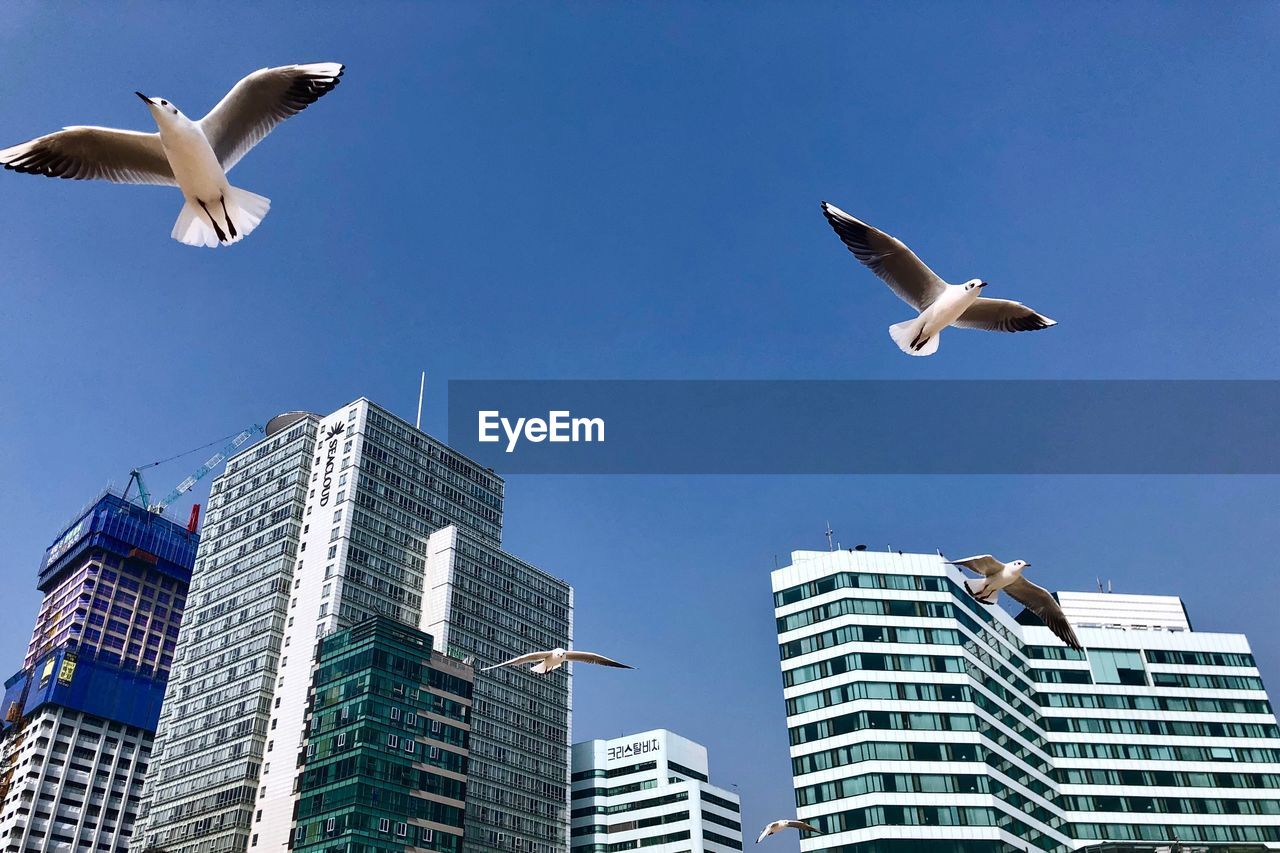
1,63,344,247
756,820,820,844
947,555,1083,651
820,202,1056,356
482,647,634,675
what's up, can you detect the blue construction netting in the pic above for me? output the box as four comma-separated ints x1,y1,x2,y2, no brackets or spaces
1,645,168,734
37,491,198,591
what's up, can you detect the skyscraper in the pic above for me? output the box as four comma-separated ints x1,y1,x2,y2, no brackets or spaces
424,525,573,853
570,729,743,853
0,491,197,853
771,548,1280,852
135,398,573,853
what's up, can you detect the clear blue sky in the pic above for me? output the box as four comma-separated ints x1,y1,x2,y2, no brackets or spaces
1,2,1278,842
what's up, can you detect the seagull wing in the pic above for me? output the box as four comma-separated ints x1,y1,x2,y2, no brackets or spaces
947,555,1005,577
756,822,781,843
0,127,175,185
785,820,820,834
821,202,947,310
953,297,1056,333
200,62,344,172
1004,577,1083,651
481,651,549,672
564,651,634,669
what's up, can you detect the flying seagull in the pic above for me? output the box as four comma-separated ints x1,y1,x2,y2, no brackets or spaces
482,647,634,675
820,202,1056,356
0,63,344,247
947,555,1083,651
756,820,820,844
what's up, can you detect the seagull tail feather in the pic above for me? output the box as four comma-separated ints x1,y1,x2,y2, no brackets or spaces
888,319,939,356
171,186,271,248
964,577,999,605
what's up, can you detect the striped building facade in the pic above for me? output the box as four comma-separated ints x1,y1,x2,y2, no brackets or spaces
771,549,1280,853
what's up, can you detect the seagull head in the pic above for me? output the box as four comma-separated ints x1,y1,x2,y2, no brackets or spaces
550,646,567,657
963,278,988,292
1010,559,1030,571
135,92,184,120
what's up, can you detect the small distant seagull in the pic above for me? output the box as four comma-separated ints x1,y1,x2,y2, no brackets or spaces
482,647,634,675
756,820,820,844
1,63,344,247
947,555,1083,651
820,202,1056,356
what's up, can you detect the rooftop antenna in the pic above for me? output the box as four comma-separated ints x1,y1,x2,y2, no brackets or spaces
1107,579,1113,594
415,371,426,430
1096,577,1103,593
825,522,834,551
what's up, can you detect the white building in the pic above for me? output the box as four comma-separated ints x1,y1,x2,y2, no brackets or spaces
0,705,152,853
571,729,742,853
771,548,1280,853
134,398,573,853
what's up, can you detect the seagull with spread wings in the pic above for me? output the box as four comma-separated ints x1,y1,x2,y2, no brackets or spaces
1,63,344,247
483,647,634,675
821,202,1057,356
756,819,820,844
947,555,1083,651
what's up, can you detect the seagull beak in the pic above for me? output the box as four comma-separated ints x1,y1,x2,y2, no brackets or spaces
135,92,154,106
978,281,989,288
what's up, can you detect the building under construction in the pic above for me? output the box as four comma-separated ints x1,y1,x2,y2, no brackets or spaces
0,490,199,853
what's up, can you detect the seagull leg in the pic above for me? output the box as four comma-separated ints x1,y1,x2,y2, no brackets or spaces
219,194,238,239
198,201,228,243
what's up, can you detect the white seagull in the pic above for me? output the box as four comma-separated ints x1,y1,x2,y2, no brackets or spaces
482,647,634,675
947,555,1083,651
1,63,344,248
821,202,1057,356
756,820,820,844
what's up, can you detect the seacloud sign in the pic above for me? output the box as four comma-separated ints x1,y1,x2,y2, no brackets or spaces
318,422,345,507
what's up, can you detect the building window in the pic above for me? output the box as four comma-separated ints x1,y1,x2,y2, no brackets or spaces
1090,649,1148,686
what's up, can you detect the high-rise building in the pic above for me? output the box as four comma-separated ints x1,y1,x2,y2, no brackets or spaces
293,614,473,853
0,491,197,853
135,398,573,853
570,729,743,853
771,548,1280,853
424,525,573,853
133,411,319,853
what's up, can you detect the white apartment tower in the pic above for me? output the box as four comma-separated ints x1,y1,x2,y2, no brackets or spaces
771,548,1280,852
570,730,743,853
133,399,573,853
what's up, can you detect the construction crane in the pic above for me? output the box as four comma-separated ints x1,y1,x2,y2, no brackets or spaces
122,424,264,516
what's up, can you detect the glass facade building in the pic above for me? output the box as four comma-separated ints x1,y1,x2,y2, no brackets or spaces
136,398,573,853
570,729,743,853
0,491,198,853
771,549,1280,853
293,615,473,853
